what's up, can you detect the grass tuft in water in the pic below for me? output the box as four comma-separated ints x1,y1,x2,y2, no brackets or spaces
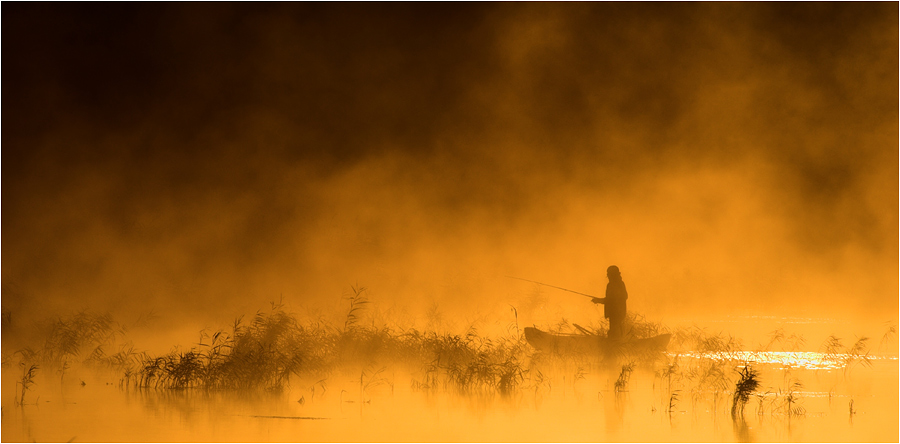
731,364,760,419
17,362,39,406
777,378,806,418
843,336,872,374
667,389,680,414
614,362,635,393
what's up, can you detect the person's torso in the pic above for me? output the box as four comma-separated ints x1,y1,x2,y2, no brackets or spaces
604,280,627,318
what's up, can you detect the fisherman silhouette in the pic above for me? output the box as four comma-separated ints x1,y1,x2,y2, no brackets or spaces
591,265,628,339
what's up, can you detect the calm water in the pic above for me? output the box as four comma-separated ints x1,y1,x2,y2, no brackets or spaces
3,322,897,442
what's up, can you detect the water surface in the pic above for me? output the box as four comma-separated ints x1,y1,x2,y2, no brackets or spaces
3,320,897,442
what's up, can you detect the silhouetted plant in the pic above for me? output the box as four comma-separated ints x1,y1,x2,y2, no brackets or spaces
624,313,665,339
880,322,896,350
43,312,122,367
122,293,530,395
820,335,843,367
614,361,635,393
657,354,679,394
359,366,390,402
731,364,760,419
14,311,124,376
17,362,39,406
58,360,70,385
774,378,806,418
763,328,786,351
667,389,681,414
497,356,525,395
133,302,328,391
755,390,772,416
843,336,872,375
344,285,369,331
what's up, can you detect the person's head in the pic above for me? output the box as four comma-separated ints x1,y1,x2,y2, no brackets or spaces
607,265,621,280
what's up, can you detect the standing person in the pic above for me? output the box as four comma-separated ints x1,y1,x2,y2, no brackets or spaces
592,265,628,339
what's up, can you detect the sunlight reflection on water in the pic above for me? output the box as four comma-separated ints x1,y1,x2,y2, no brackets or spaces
672,350,898,370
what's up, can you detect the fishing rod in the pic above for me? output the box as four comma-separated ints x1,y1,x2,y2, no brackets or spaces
505,276,597,299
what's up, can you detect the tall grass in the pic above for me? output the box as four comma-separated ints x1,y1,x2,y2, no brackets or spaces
661,327,744,414
762,328,805,352
135,302,329,390
13,311,125,373
9,288,882,427
409,324,528,395
113,294,533,396
818,334,872,375
344,285,370,331
843,337,872,374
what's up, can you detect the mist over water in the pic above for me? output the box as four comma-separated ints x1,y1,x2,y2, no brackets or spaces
2,3,897,442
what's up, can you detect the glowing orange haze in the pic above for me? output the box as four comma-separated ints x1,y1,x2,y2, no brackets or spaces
2,1,896,348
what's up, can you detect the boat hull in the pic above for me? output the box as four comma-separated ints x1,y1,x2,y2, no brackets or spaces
524,327,671,357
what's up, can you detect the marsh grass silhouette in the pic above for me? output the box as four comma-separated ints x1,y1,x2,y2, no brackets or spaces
113,295,534,395
731,364,760,419
15,311,125,372
7,312,125,399
344,285,370,331
613,361,635,393
667,389,681,414
8,292,886,429
131,301,328,390
656,354,682,414
821,335,843,359
879,322,896,351
817,334,873,376
16,361,39,406
416,324,528,395
779,379,806,418
762,328,806,352
661,326,745,414
843,337,872,374
657,354,679,393
755,390,773,416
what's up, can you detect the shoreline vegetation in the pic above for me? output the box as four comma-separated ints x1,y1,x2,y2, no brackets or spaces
2,288,895,421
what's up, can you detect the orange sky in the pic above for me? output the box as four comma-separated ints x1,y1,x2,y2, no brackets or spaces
2,3,897,331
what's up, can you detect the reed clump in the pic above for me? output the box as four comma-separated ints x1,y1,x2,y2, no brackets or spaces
761,328,806,352
122,292,532,396
731,364,760,419
655,327,744,413
119,288,682,398
408,325,528,395
136,302,329,391
776,378,806,417
818,335,872,374
12,311,124,374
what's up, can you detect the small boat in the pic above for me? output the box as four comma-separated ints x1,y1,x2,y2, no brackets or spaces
524,327,671,357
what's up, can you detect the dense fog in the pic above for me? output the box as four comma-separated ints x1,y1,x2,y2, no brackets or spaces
3,3,897,343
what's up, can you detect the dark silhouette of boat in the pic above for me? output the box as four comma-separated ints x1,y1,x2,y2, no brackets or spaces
524,327,671,357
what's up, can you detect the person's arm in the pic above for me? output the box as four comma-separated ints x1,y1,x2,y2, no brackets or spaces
591,297,606,305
